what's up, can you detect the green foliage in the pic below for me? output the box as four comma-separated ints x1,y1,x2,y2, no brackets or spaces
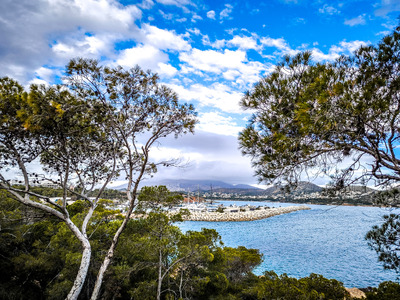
138,185,183,210
365,281,400,300
366,214,400,274
213,246,262,284
0,191,63,299
216,206,225,213
242,271,349,300
239,25,400,190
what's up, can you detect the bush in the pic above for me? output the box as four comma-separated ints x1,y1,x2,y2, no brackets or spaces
242,271,349,300
365,281,400,300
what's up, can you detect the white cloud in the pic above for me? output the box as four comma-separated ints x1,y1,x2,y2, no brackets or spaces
202,36,226,48
140,24,191,51
261,36,300,56
261,37,288,49
374,0,400,16
52,34,113,59
48,0,141,33
311,40,369,62
157,62,178,76
222,70,241,81
141,130,256,184
188,28,201,35
340,40,368,53
227,35,260,50
180,48,247,73
155,0,192,7
34,67,57,83
191,14,202,22
318,4,340,15
344,14,367,26
179,47,269,89
0,0,142,82
117,44,168,71
220,4,233,20
197,111,242,136
311,48,341,62
138,0,154,10
207,10,216,19
167,82,244,113
294,17,306,24
158,9,174,20
29,78,50,86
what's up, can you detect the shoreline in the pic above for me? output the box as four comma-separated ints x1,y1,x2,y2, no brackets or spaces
211,198,381,208
181,205,310,222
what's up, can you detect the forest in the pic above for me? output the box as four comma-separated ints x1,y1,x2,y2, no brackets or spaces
3,188,397,300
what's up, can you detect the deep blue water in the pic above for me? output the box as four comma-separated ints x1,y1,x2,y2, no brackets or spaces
178,200,399,288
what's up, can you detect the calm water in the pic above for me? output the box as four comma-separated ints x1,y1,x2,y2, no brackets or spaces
178,200,399,287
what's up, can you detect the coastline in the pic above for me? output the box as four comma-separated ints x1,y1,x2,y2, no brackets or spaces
181,205,310,222
212,198,379,208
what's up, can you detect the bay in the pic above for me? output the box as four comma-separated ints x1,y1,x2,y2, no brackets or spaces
178,200,399,288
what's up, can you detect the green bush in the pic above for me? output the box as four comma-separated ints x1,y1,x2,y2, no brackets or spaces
365,281,400,300
242,271,349,300
216,206,225,213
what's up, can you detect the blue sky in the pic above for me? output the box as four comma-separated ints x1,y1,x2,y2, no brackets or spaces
1,0,400,187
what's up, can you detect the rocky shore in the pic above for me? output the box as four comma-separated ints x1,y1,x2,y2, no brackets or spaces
181,205,310,222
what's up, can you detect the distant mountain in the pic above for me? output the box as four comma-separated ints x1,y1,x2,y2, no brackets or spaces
112,179,262,192
262,181,323,196
112,178,378,197
156,179,261,192
233,184,259,189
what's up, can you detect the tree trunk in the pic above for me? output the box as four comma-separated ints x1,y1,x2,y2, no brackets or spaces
179,269,184,300
157,249,163,300
89,215,130,300
65,220,92,300
90,154,146,300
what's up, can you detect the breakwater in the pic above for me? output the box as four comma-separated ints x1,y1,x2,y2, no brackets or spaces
181,205,310,222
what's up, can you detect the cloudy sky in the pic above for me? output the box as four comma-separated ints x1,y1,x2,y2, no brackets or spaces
1,0,400,187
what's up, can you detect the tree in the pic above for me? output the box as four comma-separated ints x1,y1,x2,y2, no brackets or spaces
364,281,400,300
0,59,196,299
137,185,183,210
0,77,117,299
239,24,400,283
242,271,349,300
64,59,196,299
366,214,400,274
239,25,400,191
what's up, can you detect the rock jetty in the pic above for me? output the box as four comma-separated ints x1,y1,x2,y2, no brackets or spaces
181,205,310,222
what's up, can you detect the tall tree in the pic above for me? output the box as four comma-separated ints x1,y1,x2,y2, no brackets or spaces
239,25,400,278
65,58,196,299
0,78,117,299
0,59,196,299
239,25,400,191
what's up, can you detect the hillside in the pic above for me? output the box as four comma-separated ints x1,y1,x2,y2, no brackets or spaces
262,181,323,196
112,179,377,205
144,179,262,193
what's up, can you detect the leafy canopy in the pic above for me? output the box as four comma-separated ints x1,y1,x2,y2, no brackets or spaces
239,25,400,190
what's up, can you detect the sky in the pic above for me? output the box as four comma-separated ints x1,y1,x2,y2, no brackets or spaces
1,0,400,187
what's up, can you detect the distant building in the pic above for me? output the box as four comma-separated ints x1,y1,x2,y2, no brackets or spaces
10,178,59,189
183,196,205,203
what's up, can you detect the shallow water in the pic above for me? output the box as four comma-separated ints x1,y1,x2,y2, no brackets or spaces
178,200,399,287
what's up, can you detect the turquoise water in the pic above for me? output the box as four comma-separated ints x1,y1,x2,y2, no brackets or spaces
178,200,399,288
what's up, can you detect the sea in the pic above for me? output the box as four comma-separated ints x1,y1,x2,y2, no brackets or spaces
178,200,399,288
